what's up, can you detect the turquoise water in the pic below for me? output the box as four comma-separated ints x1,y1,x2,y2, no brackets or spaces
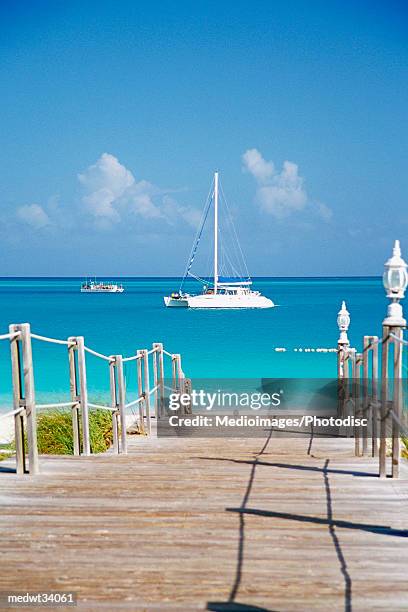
0,276,390,409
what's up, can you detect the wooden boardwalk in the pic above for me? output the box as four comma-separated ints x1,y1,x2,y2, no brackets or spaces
1,432,407,611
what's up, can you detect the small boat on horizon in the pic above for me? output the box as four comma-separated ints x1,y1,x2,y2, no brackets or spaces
80,279,124,293
164,172,274,309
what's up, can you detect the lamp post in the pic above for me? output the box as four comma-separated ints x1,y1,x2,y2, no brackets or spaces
337,301,350,379
382,240,408,327
380,239,408,478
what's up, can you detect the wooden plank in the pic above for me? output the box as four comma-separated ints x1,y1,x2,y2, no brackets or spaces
0,434,407,610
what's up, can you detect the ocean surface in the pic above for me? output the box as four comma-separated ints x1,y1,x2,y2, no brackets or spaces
0,276,392,410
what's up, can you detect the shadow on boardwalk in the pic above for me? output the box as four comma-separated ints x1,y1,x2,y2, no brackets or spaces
207,430,279,612
202,430,407,612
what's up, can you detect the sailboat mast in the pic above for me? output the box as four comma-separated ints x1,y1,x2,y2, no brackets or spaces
214,171,219,294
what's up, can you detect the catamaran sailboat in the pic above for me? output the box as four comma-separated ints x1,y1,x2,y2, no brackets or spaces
164,172,274,309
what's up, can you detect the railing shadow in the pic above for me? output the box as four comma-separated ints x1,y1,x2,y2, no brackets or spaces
0,464,17,474
323,459,352,612
196,456,378,478
204,431,407,612
206,429,278,612
207,603,277,611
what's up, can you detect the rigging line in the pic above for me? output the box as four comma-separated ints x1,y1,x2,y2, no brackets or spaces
219,238,227,276
188,271,214,286
181,192,212,290
219,193,243,275
220,183,251,280
221,236,243,279
223,197,251,281
201,222,214,283
180,181,214,292
183,191,213,279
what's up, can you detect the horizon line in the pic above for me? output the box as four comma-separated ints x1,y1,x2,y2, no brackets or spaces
0,275,383,280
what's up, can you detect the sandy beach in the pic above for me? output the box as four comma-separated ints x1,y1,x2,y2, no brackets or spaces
0,415,14,444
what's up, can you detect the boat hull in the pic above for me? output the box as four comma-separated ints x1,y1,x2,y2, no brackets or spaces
81,288,124,293
165,294,274,309
164,296,189,307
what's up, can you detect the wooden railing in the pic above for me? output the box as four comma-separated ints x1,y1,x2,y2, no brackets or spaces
337,325,408,479
0,323,186,476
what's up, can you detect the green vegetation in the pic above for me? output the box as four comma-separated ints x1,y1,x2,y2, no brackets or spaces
0,442,13,462
36,408,113,455
402,437,408,459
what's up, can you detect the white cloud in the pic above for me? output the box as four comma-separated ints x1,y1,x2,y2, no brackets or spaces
124,180,164,219
78,153,135,223
242,148,275,183
242,148,331,221
316,201,333,221
78,153,198,227
161,195,202,228
15,153,201,234
16,204,51,229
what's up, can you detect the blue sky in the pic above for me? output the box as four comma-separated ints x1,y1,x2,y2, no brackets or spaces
0,0,407,276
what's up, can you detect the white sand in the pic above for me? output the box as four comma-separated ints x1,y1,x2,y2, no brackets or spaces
0,415,14,444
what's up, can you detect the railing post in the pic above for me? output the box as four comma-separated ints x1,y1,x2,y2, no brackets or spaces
362,339,371,456
177,354,183,389
351,349,362,456
76,336,90,456
115,355,127,454
171,354,177,391
142,349,151,434
182,377,192,415
136,351,145,433
172,354,182,393
9,324,25,475
10,324,39,475
357,352,363,455
391,329,403,478
21,324,38,474
380,239,407,478
342,348,350,423
337,300,350,380
109,357,120,454
153,343,164,419
152,344,159,419
68,337,80,456
337,301,351,423
379,326,389,479
371,337,379,457
20,324,38,474
337,345,346,422
337,346,349,418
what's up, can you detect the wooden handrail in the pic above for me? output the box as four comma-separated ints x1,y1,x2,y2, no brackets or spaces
0,323,186,475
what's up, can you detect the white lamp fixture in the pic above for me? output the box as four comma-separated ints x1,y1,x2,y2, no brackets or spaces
337,300,350,345
383,240,408,327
